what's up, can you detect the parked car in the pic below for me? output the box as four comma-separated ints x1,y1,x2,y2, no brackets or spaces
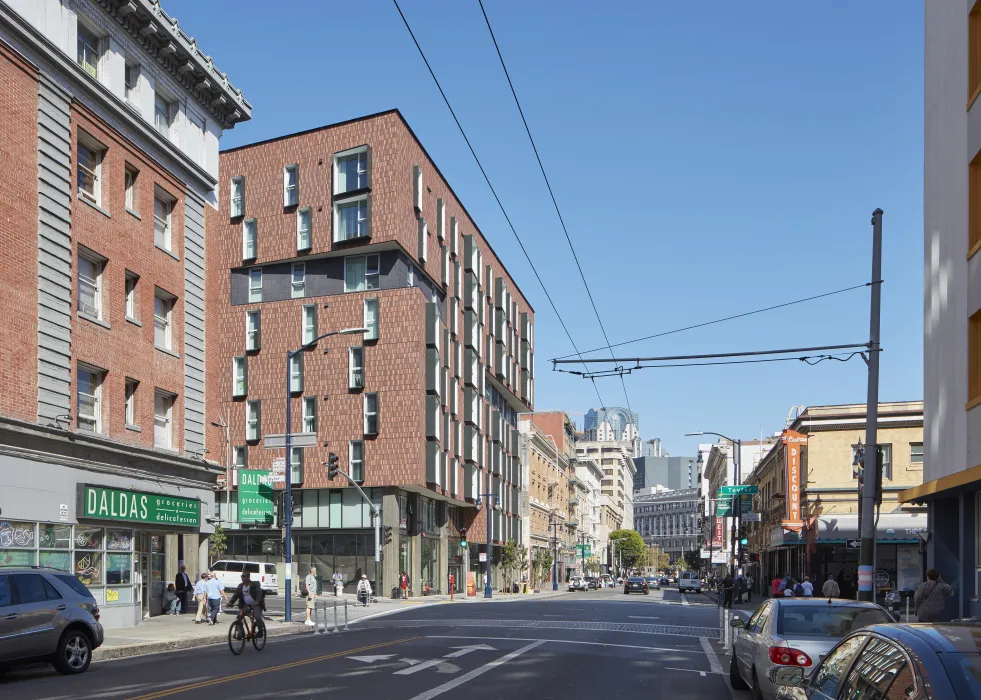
600,574,614,588
769,622,981,700
729,598,893,699
0,568,104,675
624,577,649,595
678,571,702,593
644,576,661,591
210,560,279,594
568,577,586,592
660,576,670,586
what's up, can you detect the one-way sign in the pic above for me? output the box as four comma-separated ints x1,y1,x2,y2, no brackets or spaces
846,539,861,549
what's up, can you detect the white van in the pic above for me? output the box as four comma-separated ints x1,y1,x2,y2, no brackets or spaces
210,560,279,594
678,571,701,593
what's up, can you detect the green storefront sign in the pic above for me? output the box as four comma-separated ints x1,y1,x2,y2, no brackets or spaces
81,485,201,527
238,470,274,525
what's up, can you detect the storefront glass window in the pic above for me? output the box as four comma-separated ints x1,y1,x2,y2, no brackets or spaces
0,520,36,548
421,537,440,593
106,553,133,585
39,524,71,549
107,529,133,552
75,551,103,586
76,527,103,550
39,551,71,571
0,550,34,567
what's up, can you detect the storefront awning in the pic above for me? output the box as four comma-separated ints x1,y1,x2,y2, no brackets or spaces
816,512,927,543
899,463,981,503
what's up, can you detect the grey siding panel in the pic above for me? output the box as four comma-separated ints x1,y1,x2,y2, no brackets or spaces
36,77,73,424
182,194,206,455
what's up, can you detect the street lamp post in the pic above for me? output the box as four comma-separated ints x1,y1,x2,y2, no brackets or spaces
283,326,367,623
477,488,498,599
548,513,563,591
687,431,742,577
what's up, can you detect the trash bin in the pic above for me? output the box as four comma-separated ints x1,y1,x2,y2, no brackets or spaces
392,586,399,600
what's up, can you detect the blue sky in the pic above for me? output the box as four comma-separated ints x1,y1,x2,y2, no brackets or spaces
170,0,923,455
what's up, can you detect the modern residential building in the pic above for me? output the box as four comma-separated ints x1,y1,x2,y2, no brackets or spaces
700,440,736,574
902,1,981,621
746,403,925,602
575,455,605,570
0,0,248,626
633,488,700,565
583,406,640,457
207,110,534,597
634,455,697,492
576,440,636,569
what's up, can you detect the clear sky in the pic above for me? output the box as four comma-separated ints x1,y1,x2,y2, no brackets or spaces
169,0,923,455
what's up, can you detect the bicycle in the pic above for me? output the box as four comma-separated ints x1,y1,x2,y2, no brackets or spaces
228,608,266,655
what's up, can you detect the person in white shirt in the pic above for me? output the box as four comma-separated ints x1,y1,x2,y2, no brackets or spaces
356,574,372,606
801,576,814,597
304,566,318,626
205,570,225,625
193,573,209,623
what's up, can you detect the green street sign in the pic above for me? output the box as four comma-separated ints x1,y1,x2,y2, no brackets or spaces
718,485,759,496
740,493,755,513
716,500,733,517
238,470,274,524
81,485,201,527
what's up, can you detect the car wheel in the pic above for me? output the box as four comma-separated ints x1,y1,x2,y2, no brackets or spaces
53,629,92,675
728,655,748,690
751,668,765,700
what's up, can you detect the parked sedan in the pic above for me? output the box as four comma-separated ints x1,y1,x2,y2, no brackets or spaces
770,622,981,700
730,598,893,699
624,577,649,595
644,576,661,591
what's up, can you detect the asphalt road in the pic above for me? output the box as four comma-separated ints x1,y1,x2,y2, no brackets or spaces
0,586,749,700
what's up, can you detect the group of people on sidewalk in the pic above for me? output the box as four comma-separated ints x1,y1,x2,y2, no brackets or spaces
301,566,375,626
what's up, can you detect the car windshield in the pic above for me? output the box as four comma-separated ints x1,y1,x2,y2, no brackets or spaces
941,653,981,699
777,605,891,637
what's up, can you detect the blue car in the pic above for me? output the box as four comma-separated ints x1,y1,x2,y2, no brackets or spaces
770,622,981,700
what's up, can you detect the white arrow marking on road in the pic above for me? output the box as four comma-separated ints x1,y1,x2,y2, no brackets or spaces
347,655,397,664
394,645,497,674
443,644,497,658
628,615,660,620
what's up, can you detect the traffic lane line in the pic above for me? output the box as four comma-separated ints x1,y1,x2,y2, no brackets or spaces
124,635,422,700
405,641,546,700
424,635,705,656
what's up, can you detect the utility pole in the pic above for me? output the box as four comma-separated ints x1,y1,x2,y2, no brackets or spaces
858,209,883,602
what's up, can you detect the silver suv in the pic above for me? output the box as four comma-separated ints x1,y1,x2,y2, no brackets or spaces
0,567,104,675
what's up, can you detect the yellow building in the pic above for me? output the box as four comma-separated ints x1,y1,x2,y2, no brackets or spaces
746,402,925,600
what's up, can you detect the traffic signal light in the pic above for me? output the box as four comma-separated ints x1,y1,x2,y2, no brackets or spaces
738,525,749,546
382,525,393,546
459,529,468,548
327,452,340,480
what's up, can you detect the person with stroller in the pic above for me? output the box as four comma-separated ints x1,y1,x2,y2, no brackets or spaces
356,574,373,606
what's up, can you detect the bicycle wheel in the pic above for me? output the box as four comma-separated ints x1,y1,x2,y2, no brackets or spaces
228,618,246,655
252,618,266,651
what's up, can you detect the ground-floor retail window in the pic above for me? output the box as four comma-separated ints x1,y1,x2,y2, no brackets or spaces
421,537,441,594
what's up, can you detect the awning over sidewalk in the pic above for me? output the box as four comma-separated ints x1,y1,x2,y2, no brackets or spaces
816,512,927,544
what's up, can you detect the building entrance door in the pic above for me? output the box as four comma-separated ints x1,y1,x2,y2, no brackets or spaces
139,553,150,619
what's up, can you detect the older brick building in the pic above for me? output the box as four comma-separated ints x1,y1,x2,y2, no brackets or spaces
0,0,249,627
208,110,534,596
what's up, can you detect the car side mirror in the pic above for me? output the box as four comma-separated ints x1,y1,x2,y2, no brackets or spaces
729,616,746,628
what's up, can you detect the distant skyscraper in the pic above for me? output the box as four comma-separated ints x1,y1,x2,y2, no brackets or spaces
643,439,664,458
584,407,641,457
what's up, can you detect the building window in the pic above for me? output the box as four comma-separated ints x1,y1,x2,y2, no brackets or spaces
334,197,369,242
76,365,104,433
124,166,139,213
364,393,378,435
972,310,981,405
880,444,893,481
290,447,303,484
291,262,306,298
154,93,174,138
910,443,923,465
124,61,139,104
290,354,303,393
242,219,257,260
125,271,139,321
232,356,247,397
77,249,103,320
413,165,423,211
283,164,298,207
77,132,104,205
297,207,312,250
407,265,414,287
302,396,317,434
125,378,139,427
972,3,981,104
350,440,365,482
153,191,173,252
233,446,247,468
249,268,262,303
154,390,174,449
246,310,260,351
230,176,245,218
246,400,261,441
334,147,369,194
76,23,102,79
363,298,379,341
344,254,380,293
153,289,174,350
349,347,364,389
302,304,317,345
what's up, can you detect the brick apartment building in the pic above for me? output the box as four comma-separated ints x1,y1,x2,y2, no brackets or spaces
207,110,534,596
0,0,249,626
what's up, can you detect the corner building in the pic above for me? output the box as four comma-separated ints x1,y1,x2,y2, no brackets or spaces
208,110,534,597
0,0,249,626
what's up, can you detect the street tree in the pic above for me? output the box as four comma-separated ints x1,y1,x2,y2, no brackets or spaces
209,523,227,564
609,529,645,570
532,548,553,589
683,549,701,572
500,539,529,593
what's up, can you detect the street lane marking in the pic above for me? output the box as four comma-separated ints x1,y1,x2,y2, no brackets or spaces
405,640,546,700
444,644,496,657
347,654,397,663
665,667,712,676
126,636,422,700
628,615,661,620
425,635,700,654
395,644,498,674
680,594,691,606
700,636,723,675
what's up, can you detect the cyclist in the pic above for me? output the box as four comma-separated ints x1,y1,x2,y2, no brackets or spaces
228,570,266,625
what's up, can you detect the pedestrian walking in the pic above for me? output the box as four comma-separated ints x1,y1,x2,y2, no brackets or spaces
801,576,814,597
175,565,192,614
205,569,224,625
193,573,209,623
771,575,782,598
734,575,745,605
333,569,343,596
400,571,409,599
822,574,840,598
722,574,734,609
304,566,318,626
914,569,955,622
163,583,181,614
784,578,798,596
356,574,372,606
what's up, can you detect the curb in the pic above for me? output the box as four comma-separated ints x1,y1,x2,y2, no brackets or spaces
93,622,309,661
